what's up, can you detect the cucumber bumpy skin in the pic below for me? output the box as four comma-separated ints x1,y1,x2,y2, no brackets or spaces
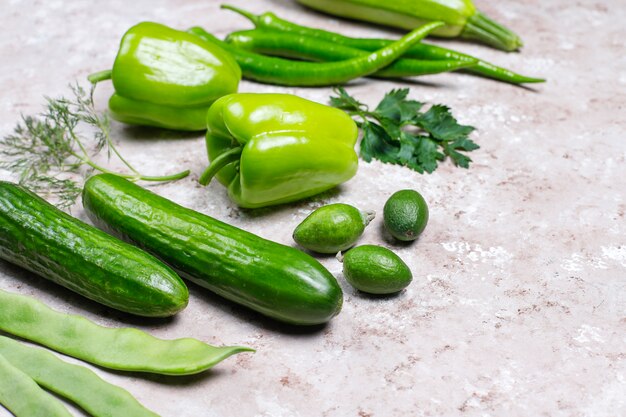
82,174,343,325
0,181,189,317
293,203,375,254
340,245,412,294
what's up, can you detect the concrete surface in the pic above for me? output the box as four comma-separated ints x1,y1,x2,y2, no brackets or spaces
1,0,625,416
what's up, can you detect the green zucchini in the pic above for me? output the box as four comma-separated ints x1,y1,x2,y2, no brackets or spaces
82,174,343,325
0,181,188,317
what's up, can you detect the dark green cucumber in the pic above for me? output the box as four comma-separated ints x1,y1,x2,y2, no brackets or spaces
82,174,343,325
0,181,188,317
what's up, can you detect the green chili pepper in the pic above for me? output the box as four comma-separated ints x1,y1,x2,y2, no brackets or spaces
199,93,358,208
0,336,159,417
0,289,253,375
89,22,241,131
294,0,522,52
0,353,72,417
225,29,476,78
222,5,543,84
317,36,545,85
187,20,443,86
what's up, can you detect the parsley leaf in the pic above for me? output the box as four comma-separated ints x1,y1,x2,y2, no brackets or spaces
374,88,423,124
330,87,478,174
360,121,399,164
329,86,367,113
417,104,475,141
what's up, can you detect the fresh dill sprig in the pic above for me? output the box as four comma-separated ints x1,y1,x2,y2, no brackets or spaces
0,83,189,210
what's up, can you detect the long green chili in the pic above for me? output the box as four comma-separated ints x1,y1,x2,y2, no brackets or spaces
188,21,444,86
225,29,476,78
222,5,544,84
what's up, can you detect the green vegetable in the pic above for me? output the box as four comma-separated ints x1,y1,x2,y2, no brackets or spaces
0,352,72,417
222,5,542,84
0,289,252,375
320,36,544,85
199,93,359,208
295,0,522,51
187,20,444,86
330,87,478,173
89,22,241,131
340,245,413,294
82,174,344,325
0,336,159,417
384,189,429,241
225,29,476,78
0,84,189,210
293,203,375,254
0,181,188,317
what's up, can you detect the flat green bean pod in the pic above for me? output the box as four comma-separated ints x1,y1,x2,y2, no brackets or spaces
0,336,159,417
0,352,72,417
0,289,253,375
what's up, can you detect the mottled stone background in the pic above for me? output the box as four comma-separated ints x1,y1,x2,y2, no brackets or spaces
1,0,624,416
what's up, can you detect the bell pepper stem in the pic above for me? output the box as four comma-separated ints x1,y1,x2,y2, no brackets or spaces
87,69,113,84
199,146,243,186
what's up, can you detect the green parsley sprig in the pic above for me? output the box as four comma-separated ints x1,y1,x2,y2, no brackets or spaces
0,84,189,210
330,87,479,173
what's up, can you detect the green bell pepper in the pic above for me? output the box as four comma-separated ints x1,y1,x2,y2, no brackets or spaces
88,22,241,131
199,93,358,208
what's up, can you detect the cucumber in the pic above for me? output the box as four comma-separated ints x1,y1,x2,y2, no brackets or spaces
0,181,189,317
82,174,343,325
